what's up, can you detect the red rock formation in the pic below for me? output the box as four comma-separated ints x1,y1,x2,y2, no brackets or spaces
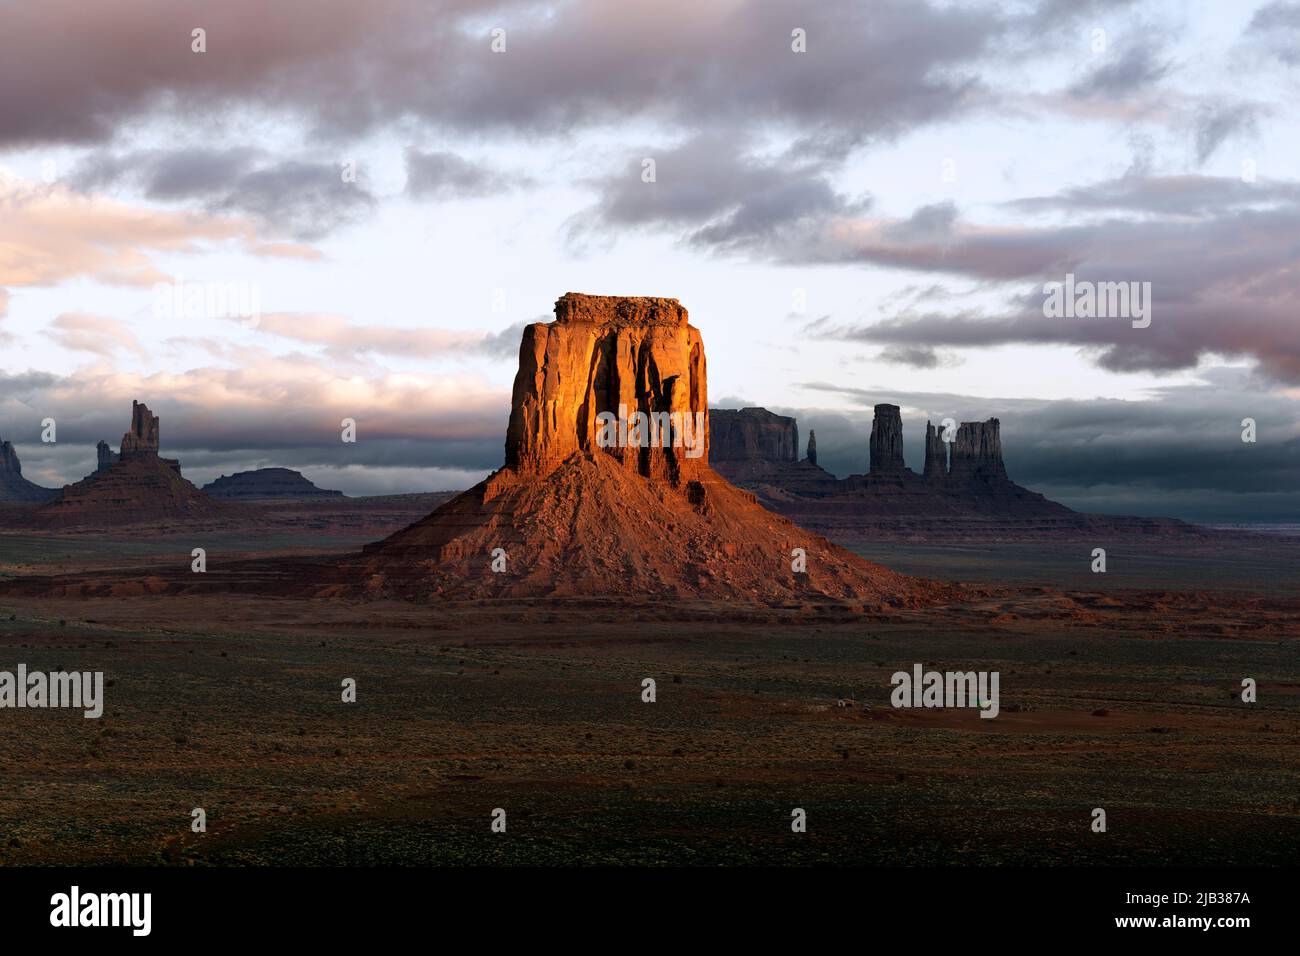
95,440,118,474
203,468,344,500
949,418,1007,482
806,429,817,467
710,407,799,464
923,420,946,480
35,401,226,529
868,404,906,475
0,436,58,502
706,406,1206,540
505,293,708,487
119,400,161,460
349,294,930,605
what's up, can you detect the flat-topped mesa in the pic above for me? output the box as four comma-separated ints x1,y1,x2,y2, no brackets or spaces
710,407,798,463
806,429,818,466
949,418,1007,482
868,403,906,475
505,292,708,484
923,420,946,480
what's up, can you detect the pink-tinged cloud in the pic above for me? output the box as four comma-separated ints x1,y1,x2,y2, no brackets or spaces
0,172,318,312
35,357,509,447
44,313,148,358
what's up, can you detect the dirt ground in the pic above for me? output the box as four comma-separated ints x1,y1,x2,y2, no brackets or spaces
0,529,1296,866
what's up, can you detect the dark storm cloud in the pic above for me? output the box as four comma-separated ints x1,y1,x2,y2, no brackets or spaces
0,0,1005,150
71,149,376,240
785,369,1300,522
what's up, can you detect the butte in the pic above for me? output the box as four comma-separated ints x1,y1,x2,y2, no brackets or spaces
342,293,937,607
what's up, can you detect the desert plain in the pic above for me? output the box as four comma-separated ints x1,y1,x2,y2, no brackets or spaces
1,509,1296,867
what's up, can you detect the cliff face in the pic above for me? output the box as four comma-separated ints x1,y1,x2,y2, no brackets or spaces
923,421,946,480
0,437,58,502
106,401,181,475
868,404,906,475
505,293,708,487
96,440,118,474
949,419,1007,483
119,400,161,460
351,294,928,605
708,405,1084,535
710,407,798,464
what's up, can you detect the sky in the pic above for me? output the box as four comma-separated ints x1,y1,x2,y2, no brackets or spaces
0,0,1297,522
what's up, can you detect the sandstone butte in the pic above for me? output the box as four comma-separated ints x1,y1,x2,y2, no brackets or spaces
35,401,229,529
344,293,942,606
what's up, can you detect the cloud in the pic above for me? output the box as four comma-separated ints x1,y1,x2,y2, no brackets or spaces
1068,45,1172,100
0,357,512,488
780,173,1300,383
0,172,310,312
72,148,377,239
44,313,147,358
572,134,868,252
0,0,1005,151
1005,173,1300,217
404,149,525,199
1245,1,1300,65
1193,102,1261,165
244,312,527,362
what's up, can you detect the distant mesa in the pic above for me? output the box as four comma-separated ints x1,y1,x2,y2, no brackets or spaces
35,401,229,529
710,402,1203,539
345,293,936,605
203,468,344,501
0,436,59,503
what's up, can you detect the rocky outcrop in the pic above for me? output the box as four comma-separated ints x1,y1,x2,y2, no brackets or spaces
923,420,946,480
868,404,906,475
35,401,225,528
710,407,798,464
203,468,344,500
120,400,160,459
505,293,708,486
949,418,1007,483
0,437,58,502
348,294,933,605
806,430,817,466
706,405,1127,539
96,440,118,474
